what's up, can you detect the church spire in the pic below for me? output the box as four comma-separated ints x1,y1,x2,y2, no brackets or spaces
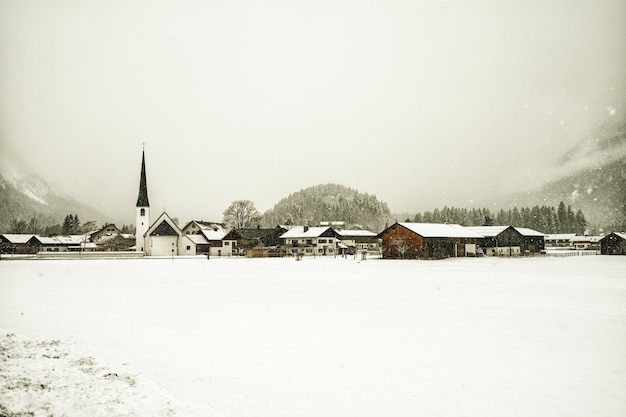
136,150,150,207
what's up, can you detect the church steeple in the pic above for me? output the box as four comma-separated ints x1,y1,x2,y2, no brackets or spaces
135,148,150,252
136,150,150,207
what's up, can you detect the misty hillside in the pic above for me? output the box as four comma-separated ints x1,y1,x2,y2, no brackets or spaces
261,184,392,232
511,118,626,231
0,171,111,233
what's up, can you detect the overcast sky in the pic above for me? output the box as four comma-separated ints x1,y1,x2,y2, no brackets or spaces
1,0,625,225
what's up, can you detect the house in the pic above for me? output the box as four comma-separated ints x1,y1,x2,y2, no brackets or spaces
200,227,242,257
280,226,338,257
91,224,123,243
544,233,576,249
144,212,196,256
0,234,36,254
379,222,483,259
600,232,626,255
28,235,67,252
334,229,380,255
237,225,289,254
570,235,602,251
54,235,98,252
466,226,545,256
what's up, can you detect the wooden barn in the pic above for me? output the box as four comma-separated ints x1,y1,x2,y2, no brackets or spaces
466,226,545,256
379,222,483,259
600,232,626,255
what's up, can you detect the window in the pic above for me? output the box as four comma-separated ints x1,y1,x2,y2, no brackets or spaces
186,245,191,250
224,241,230,246
140,208,145,216
319,239,327,243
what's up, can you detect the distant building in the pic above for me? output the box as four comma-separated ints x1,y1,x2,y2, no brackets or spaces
379,222,482,259
466,226,545,256
544,234,576,249
280,226,338,257
600,232,626,255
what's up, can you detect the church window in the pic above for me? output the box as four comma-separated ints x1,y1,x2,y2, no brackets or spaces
140,208,146,216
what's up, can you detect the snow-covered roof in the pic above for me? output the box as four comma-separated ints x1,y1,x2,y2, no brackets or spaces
514,227,544,237
398,223,484,239
186,234,209,244
1,234,34,244
545,234,577,240
55,235,89,245
280,226,333,239
335,229,377,237
200,228,231,241
31,235,63,245
465,226,509,237
571,235,602,243
466,226,544,238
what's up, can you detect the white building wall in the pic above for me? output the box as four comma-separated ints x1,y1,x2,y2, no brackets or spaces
136,207,150,252
146,235,177,257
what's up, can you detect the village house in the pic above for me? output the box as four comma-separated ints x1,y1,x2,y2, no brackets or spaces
599,232,626,255
570,235,602,251
199,227,241,257
466,226,545,256
0,234,36,254
334,229,380,255
280,226,338,257
379,222,483,259
544,233,577,249
236,225,288,256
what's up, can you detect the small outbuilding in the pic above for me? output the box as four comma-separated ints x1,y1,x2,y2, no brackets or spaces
379,222,483,259
600,232,626,255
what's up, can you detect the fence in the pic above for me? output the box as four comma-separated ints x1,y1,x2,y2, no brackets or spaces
545,250,600,257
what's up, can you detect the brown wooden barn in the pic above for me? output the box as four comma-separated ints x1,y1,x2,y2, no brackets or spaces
600,232,626,255
378,222,483,259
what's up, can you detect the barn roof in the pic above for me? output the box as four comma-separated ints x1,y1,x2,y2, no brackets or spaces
514,227,545,237
1,234,34,244
398,223,483,239
465,226,509,237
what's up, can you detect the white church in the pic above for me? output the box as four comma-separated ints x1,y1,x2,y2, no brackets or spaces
134,151,196,256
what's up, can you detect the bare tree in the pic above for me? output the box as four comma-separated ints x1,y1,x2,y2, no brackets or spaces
223,200,261,229
392,238,409,259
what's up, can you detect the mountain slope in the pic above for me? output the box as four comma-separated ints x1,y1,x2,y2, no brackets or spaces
510,117,626,230
261,183,392,232
0,171,112,233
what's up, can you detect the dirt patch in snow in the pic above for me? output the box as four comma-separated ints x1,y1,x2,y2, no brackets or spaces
0,332,193,417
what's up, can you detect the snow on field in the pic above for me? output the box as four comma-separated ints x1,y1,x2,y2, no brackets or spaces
1,256,625,417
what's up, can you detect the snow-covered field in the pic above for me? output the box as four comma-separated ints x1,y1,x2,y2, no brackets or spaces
1,256,625,417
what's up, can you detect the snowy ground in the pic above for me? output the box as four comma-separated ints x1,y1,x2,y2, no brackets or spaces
1,256,625,417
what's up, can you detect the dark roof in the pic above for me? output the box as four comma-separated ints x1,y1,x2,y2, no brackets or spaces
136,151,150,207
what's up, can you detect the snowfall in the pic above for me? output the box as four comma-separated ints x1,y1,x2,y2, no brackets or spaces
1,256,625,417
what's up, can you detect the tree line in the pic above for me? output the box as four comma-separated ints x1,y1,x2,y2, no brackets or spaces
407,202,588,235
4,214,135,236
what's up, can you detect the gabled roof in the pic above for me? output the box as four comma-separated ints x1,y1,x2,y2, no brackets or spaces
186,234,209,244
145,212,183,237
601,232,626,241
29,235,63,245
466,225,544,238
571,235,602,243
397,223,483,239
514,227,545,237
1,234,34,244
201,228,239,241
280,226,334,239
